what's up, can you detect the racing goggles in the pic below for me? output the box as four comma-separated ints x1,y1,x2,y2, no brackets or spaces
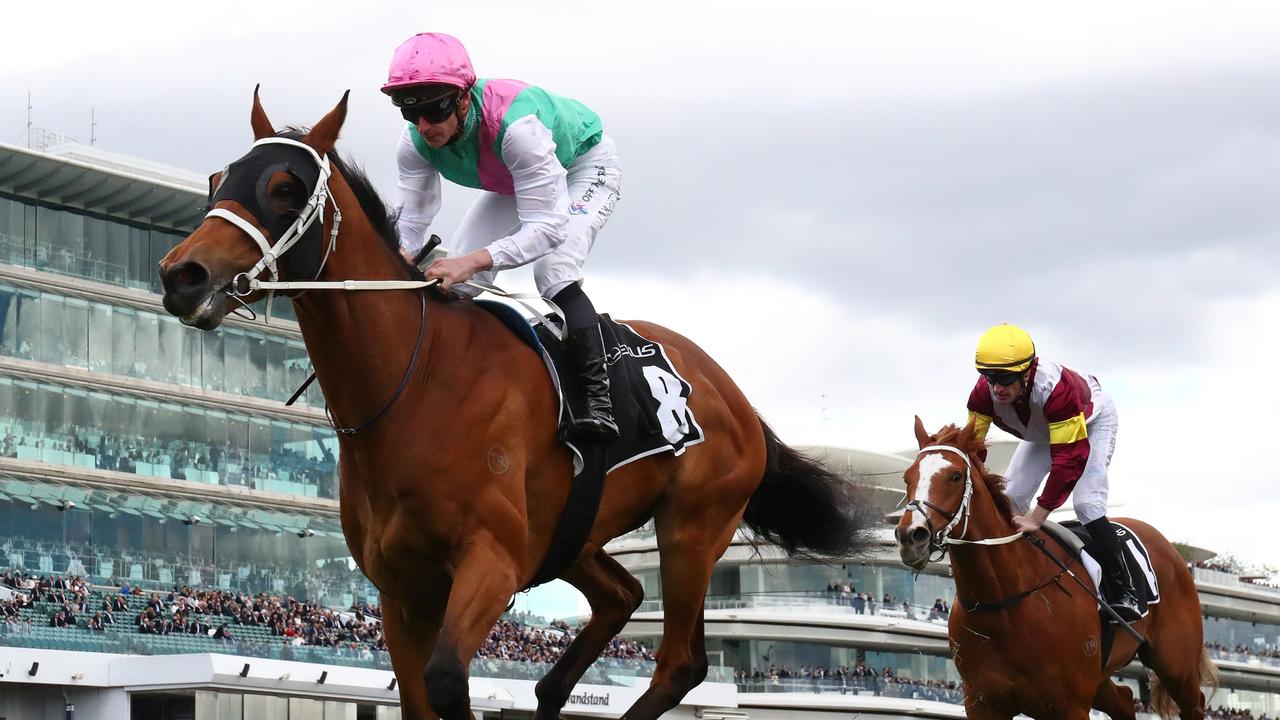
394,91,461,124
979,369,1025,387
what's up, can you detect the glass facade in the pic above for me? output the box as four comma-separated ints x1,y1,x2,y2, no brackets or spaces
0,374,338,499
0,194,184,295
0,194,295,320
0,283,320,408
0,486,366,603
701,638,957,684
1204,615,1280,652
638,560,955,613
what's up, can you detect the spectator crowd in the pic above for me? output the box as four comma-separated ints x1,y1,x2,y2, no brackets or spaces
0,570,657,666
824,581,950,621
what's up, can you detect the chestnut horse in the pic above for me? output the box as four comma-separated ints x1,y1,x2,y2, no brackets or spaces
895,418,1216,720
157,91,872,720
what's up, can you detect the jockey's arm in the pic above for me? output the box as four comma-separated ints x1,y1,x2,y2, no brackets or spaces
965,380,994,462
394,125,443,256
1038,381,1091,512
484,116,570,271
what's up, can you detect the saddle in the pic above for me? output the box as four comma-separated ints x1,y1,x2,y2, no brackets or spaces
476,300,705,588
1040,519,1162,667
1041,519,1160,613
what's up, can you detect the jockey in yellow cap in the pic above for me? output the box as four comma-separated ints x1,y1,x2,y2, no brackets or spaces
967,324,1141,622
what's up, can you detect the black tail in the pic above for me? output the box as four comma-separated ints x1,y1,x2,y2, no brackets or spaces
741,414,876,560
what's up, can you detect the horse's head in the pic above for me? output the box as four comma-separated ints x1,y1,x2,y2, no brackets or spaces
158,87,349,330
895,416,981,571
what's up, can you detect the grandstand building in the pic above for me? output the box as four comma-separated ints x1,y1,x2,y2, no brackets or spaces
0,140,1276,720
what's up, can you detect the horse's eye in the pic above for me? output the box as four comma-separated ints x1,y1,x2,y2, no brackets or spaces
951,472,963,482
272,183,295,199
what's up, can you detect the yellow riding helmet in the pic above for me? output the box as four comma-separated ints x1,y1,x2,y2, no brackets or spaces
975,324,1036,373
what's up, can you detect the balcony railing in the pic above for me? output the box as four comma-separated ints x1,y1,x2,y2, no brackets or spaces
734,676,963,704
1193,567,1280,597
1206,647,1280,671
0,624,730,685
638,592,952,627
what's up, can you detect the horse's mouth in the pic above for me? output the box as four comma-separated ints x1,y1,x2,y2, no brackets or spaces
164,289,230,331
898,547,930,572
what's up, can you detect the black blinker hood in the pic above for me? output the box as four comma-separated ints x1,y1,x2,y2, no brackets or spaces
209,139,326,281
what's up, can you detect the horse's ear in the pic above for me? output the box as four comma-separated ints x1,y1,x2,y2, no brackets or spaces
913,416,931,448
306,90,350,155
250,85,275,140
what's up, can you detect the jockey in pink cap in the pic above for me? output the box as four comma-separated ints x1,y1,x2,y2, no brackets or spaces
383,33,622,442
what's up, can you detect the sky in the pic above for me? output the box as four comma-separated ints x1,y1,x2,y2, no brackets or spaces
3,2,1278,610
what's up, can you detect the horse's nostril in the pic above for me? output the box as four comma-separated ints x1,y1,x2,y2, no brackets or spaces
164,261,210,293
911,526,929,544
175,265,204,287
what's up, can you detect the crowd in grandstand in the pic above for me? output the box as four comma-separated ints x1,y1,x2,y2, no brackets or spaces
733,664,963,702
824,581,951,621
1193,559,1280,589
0,534,376,610
480,619,655,664
1207,641,1280,661
0,423,336,497
2,567,1279,718
0,570,657,665
1205,707,1270,720
130,586,383,650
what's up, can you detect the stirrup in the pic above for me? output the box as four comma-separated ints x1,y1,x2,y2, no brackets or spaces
568,414,619,443
1106,592,1142,622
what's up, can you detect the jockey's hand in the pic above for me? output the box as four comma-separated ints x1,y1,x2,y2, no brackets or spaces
1012,504,1051,533
425,250,493,291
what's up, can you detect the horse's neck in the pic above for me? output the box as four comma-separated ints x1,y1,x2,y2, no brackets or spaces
288,191,453,431
949,482,1042,606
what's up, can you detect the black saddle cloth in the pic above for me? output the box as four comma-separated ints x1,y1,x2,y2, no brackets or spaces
1042,519,1161,616
476,302,704,588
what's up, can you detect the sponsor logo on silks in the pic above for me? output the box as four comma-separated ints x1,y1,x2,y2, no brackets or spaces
569,202,589,215
606,343,657,365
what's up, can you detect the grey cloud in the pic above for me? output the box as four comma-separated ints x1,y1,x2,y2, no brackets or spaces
587,66,1280,366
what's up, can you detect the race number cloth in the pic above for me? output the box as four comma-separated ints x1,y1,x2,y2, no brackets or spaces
536,315,705,474
475,301,704,587
1048,520,1162,617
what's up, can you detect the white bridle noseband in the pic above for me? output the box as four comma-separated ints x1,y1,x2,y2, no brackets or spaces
905,444,1023,561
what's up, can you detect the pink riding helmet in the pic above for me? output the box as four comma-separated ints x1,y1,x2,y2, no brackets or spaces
382,33,476,94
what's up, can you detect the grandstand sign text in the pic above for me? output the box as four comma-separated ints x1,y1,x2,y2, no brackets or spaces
567,691,611,707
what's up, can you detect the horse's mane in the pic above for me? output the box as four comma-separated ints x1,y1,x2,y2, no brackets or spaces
931,423,1015,520
280,128,401,257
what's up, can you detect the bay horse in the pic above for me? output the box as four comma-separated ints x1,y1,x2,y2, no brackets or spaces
895,418,1216,720
156,90,873,720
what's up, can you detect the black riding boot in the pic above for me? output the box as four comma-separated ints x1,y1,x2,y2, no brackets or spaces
1084,517,1142,622
566,324,619,442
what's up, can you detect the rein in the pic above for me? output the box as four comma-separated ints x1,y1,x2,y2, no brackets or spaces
908,443,1055,612
209,138,571,435
908,444,1149,644
324,289,428,436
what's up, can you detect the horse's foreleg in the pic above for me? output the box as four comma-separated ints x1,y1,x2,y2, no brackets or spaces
425,537,520,720
382,593,447,720
1092,679,1137,720
534,548,643,720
